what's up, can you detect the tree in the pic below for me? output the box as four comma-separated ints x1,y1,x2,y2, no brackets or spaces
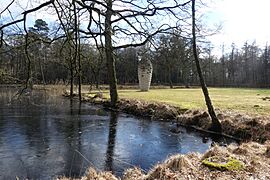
221,44,226,86
76,0,192,107
227,43,236,85
29,19,49,36
154,34,190,87
156,35,176,88
104,0,118,106
191,0,222,132
28,19,50,85
261,44,270,86
53,0,81,97
116,48,137,84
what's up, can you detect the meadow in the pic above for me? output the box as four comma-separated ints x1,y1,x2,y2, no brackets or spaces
113,87,270,116
44,85,270,116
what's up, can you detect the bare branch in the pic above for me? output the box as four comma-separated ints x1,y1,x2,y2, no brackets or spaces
0,0,54,31
114,25,174,49
0,0,15,15
112,0,191,24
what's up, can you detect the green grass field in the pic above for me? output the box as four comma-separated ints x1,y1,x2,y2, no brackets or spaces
114,87,270,116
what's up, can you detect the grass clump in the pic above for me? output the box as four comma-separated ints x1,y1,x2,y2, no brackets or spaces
202,156,244,171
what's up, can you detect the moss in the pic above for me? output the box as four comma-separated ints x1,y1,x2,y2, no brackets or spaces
202,156,244,171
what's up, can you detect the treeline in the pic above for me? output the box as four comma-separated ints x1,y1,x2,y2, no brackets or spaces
117,38,270,88
1,19,270,88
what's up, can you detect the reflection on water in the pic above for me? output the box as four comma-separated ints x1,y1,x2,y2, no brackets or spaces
105,112,118,172
0,87,230,179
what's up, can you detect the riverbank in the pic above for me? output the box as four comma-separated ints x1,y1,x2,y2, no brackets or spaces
60,87,270,179
80,93,270,143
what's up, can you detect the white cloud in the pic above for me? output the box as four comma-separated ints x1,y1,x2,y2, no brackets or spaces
205,0,270,56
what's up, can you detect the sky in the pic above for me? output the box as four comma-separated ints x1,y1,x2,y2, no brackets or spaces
204,0,270,56
1,0,270,57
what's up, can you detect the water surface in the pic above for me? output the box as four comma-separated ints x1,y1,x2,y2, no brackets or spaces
0,87,228,179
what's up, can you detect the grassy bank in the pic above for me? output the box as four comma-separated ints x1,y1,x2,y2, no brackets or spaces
83,86,270,142
107,87,270,116
38,85,270,116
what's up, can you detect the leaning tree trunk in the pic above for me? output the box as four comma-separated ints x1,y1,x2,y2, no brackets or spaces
191,0,222,132
105,0,118,107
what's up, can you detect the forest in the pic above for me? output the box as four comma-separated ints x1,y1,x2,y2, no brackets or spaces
1,19,270,88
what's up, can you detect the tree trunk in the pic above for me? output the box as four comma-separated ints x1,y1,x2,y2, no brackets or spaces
105,0,118,107
69,47,74,97
91,68,100,89
95,73,100,89
168,65,173,88
78,69,82,101
221,44,225,86
191,0,221,132
73,2,82,102
70,67,74,97
38,57,45,85
39,41,46,86
78,48,82,101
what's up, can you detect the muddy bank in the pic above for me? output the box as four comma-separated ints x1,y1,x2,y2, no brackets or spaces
59,141,270,180
177,109,270,143
81,94,270,143
121,98,270,143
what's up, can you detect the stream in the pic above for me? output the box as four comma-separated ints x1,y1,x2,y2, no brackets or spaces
0,87,232,179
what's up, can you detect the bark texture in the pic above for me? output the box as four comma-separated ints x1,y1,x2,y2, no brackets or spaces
105,0,118,107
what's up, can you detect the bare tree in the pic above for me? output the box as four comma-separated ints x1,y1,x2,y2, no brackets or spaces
75,0,192,107
191,0,222,132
